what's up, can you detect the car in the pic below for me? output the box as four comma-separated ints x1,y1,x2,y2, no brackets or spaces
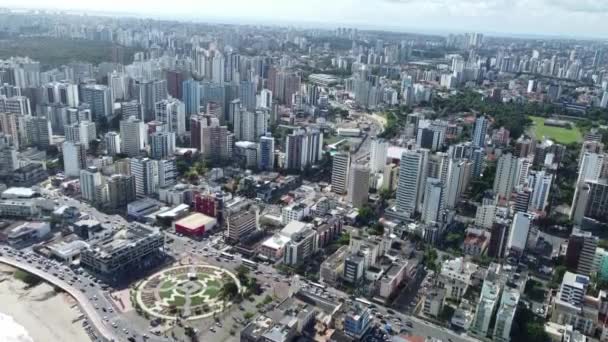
209,327,216,332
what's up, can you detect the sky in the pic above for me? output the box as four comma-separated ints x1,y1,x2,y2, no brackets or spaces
2,0,608,38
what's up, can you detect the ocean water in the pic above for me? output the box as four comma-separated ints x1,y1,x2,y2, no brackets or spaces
0,312,34,342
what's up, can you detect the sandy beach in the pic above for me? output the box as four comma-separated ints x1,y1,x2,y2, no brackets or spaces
0,264,90,342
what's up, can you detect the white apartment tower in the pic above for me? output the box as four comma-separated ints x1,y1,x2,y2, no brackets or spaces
120,116,146,157
369,138,388,173
332,152,351,195
396,150,427,216
493,153,518,199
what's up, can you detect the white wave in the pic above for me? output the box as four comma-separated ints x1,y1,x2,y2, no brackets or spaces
0,312,34,342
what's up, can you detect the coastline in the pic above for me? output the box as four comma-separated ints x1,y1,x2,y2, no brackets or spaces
0,264,90,342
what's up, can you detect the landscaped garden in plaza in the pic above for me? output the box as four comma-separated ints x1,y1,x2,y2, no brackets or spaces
134,264,243,321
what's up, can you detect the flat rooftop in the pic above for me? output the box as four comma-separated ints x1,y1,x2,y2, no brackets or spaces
89,223,161,259
175,213,216,229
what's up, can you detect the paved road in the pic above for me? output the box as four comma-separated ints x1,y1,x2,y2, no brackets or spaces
0,247,168,342
0,255,119,342
35,185,479,342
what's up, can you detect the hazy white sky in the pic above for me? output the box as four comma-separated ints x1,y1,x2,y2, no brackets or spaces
2,0,608,38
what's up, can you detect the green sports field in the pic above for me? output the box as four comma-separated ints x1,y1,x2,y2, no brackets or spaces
528,116,582,144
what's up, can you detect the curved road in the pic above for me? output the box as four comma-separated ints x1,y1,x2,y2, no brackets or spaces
0,256,120,342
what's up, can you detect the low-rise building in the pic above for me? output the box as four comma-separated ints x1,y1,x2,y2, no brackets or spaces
320,245,348,286
127,198,161,221
437,257,479,301
12,163,47,187
343,305,372,339
423,289,446,318
6,221,50,246
284,224,318,266
80,223,164,279
173,213,216,237
378,260,412,300
259,234,291,261
48,240,90,263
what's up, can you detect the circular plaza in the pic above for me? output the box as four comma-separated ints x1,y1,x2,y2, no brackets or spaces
135,264,243,321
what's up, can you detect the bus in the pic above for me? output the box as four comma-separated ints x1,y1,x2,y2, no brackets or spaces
241,259,258,270
355,297,372,307
309,281,327,290
220,252,235,260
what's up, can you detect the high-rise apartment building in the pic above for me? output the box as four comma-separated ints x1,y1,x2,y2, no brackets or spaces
493,153,518,199
396,150,426,216
120,116,146,157
62,141,87,177
233,109,267,142
565,229,599,276
421,178,443,224
369,138,388,173
332,152,351,195
104,132,121,156
79,166,103,203
348,165,370,208
81,84,112,119
155,98,186,135
158,158,177,189
284,128,324,171
107,174,136,210
182,79,201,115
473,116,488,148
135,79,168,122
149,131,176,160
258,135,275,171
129,157,158,197
24,116,51,149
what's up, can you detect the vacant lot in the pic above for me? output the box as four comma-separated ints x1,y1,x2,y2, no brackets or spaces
529,116,582,144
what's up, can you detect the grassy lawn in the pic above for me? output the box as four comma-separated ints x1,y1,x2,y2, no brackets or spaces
160,280,176,290
203,287,220,297
159,290,174,299
206,279,221,288
190,296,206,306
529,116,582,144
167,296,186,307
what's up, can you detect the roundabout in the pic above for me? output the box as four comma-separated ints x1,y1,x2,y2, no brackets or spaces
135,264,243,321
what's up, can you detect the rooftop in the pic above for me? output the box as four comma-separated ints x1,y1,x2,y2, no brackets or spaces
2,187,38,198
174,212,216,229
88,223,161,259
280,220,308,239
261,234,291,250
562,271,589,289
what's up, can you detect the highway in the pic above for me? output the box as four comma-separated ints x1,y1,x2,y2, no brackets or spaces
0,246,168,342
0,254,119,342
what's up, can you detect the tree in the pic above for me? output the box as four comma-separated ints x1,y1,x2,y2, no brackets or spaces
423,248,439,272
357,205,377,226
236,265,250,282
337,232,350,246
369,223,385,236
550,266,567,288
220,281,239,300
510,306,551,342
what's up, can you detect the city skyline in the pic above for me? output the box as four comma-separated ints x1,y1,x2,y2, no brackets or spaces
3,0,608,39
